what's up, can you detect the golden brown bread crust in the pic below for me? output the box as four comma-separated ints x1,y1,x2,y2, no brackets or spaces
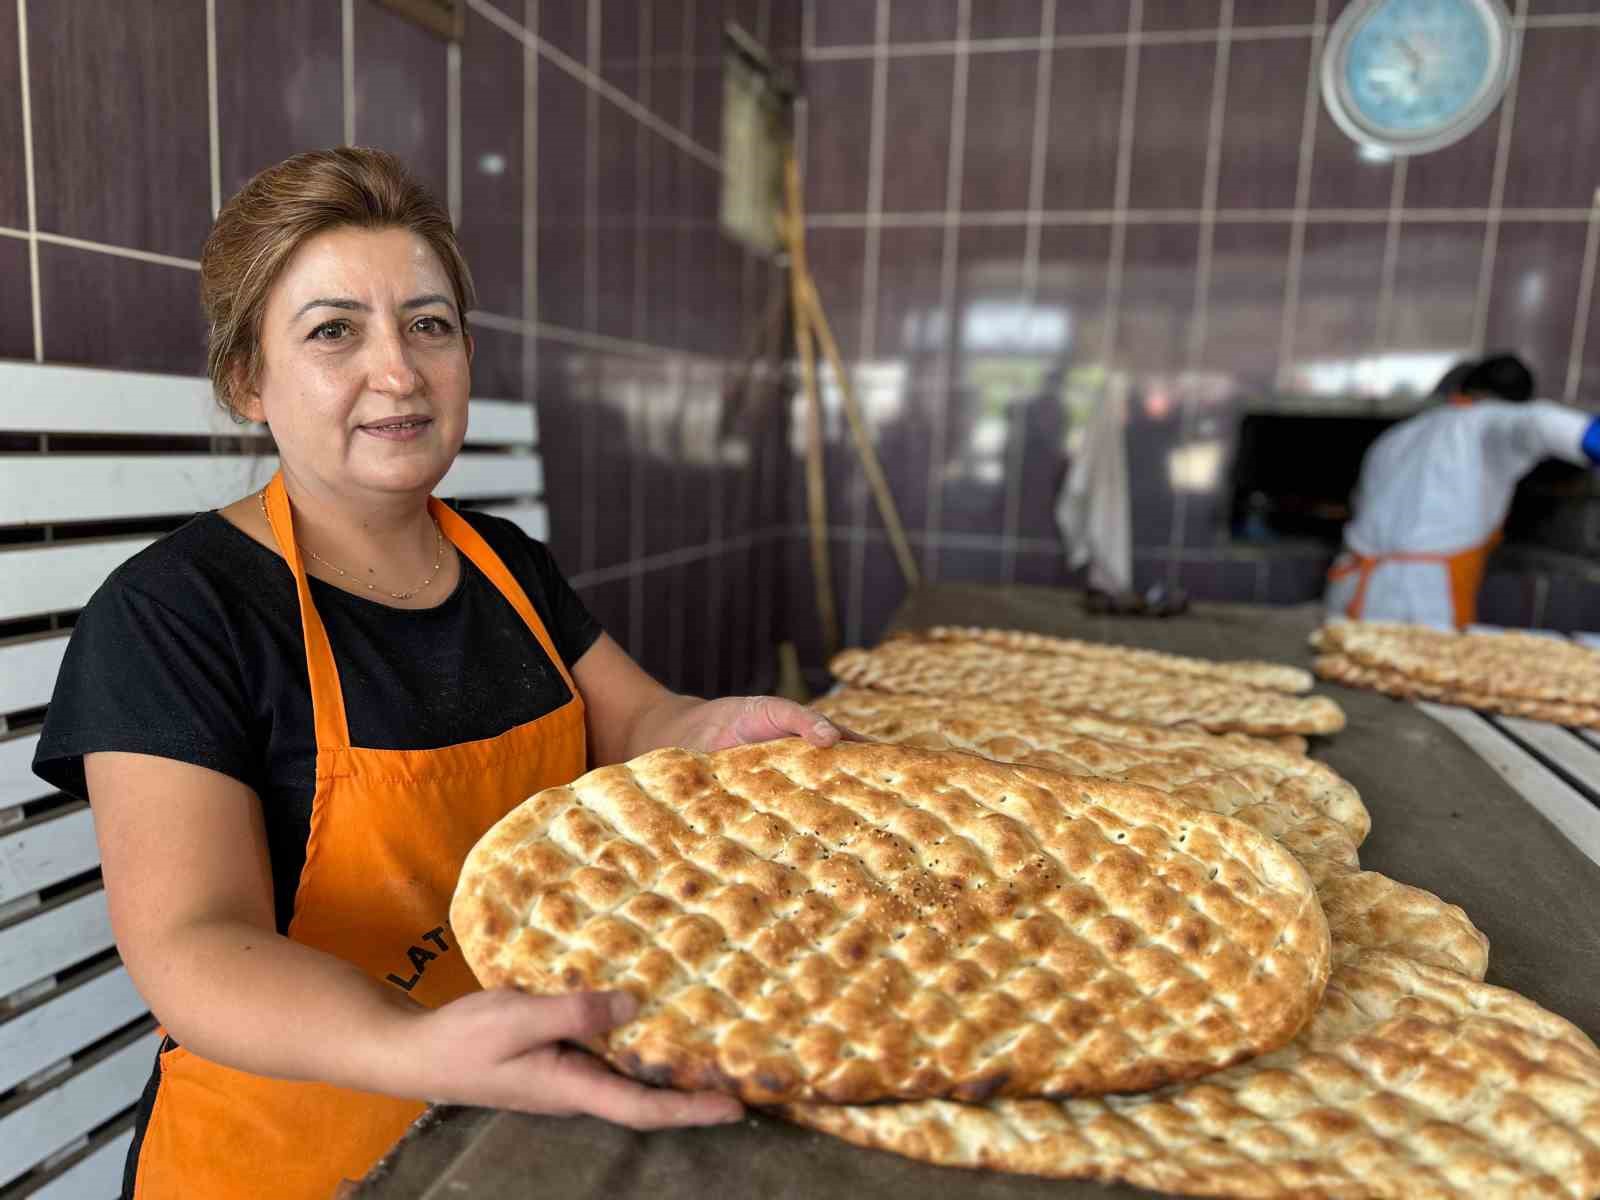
1315,869,1487,981
1315,652,1600,730
915,626,1316,695
451,740,1331,1105
780,949,1600,1199
829,641,1347,737
811,691,1482,981
1316,621,1600,707
815,689,1369,849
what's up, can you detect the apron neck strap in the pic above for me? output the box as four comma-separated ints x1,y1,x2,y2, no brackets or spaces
429,498,579,695
261,472,353,752
261,473,580,753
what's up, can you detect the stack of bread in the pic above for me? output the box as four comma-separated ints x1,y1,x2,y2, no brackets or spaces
830,626,1348,740
1313,620,1600,731
450,625,1600,1199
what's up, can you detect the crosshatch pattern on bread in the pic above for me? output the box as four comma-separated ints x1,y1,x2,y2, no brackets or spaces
1314,621,1600,708
829,641,1347,737
451,740,1332,1105
914,627,1316,696
812,690,1370,862
781,948,1600,1199
1314,651,1600,731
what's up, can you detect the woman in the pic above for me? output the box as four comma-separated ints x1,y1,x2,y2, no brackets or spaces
32,147,848,1199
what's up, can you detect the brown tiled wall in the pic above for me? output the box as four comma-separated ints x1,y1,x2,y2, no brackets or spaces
791,0,1600,669
0,0,802,698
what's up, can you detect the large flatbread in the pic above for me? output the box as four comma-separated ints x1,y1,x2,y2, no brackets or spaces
1315,621,1600,708
781,948,1600,1199
812,689,1370,875
1315,652,1600,731
830,640,1348,737
451,740,1330,1105
916,626,1315,695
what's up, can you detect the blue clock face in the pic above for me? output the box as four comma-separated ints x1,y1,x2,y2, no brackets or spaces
1330,0,1511,149
1346,0,1492,133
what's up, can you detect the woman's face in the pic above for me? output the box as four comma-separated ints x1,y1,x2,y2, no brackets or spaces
240,225,472,504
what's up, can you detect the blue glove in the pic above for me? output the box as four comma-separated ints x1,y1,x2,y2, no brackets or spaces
1585,415,1600,466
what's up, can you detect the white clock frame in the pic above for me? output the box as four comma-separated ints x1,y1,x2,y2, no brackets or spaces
1320,0,1518,157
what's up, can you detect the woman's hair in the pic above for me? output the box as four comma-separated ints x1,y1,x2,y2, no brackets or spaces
200,147,476,420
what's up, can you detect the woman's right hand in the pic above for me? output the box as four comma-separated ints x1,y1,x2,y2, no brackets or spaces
393,988,746,1130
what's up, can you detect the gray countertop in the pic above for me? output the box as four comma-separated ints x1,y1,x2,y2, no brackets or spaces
352,585,1600,1200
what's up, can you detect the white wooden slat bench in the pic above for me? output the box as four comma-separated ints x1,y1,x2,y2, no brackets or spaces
1416,625,1600,872
0,360,544,1198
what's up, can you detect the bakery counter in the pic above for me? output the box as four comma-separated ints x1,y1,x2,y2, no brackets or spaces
349,584,1600,1200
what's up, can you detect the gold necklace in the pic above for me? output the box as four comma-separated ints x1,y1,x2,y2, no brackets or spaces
258,489,446,601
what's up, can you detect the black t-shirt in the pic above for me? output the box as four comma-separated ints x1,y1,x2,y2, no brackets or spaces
33,506,602,934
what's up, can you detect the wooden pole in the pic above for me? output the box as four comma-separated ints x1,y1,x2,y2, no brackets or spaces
784,152,840,657
799,277,922,589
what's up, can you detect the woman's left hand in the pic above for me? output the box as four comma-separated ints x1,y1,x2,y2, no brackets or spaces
673,696,862,753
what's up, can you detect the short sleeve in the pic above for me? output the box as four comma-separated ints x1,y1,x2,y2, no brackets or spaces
31,576,261,803
457,510,603,670
523,541,603,669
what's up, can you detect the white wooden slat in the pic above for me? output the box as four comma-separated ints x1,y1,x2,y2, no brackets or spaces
0,450,539,531
1493,716,1600,801
0,966,146,1095
476,502,549,541
0,362,225,436
0,1030,158,1188
0,806,98,904
0,361,528,445
438,453,542,500
0,734,50,811
0,636,67,718
0,455,281,526
1419,702,1600,867
23,1127,134,1200
1465,623,1567,639
0,538,155,623
0,888,114,1000
464,399,536,445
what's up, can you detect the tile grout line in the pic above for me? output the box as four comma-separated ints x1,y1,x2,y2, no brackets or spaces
1169,0,1233,590
1277,0,1327,383
1000,0,1057,583
1374,156,1408,349
634,0,650,346
1564,196,1600,402
17,0,41,363
846,0,891,649
466,0,722,173
522,0,538,390
342,0,355,146
205,0,221,219
1099,0,1142,374
580,21,599,581
921,0,972,582
670,1,696,686
447,41,462,230
33,232,200,271
799,12,1600,63
1472,0,1531,350
802,206,1600,227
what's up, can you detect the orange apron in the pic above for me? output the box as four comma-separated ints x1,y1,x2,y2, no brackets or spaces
132,472,587,1199
1327,530,1502,629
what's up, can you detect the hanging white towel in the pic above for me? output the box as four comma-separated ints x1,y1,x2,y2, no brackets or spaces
1056,375,1132,594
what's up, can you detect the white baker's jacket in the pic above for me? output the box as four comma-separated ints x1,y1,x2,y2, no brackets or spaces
1324,400,1593,628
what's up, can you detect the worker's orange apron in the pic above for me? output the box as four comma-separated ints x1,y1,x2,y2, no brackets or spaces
131,472,587,1199
1327,530,1502,629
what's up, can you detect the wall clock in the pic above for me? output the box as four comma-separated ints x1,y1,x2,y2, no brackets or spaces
1321,0,1517,157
